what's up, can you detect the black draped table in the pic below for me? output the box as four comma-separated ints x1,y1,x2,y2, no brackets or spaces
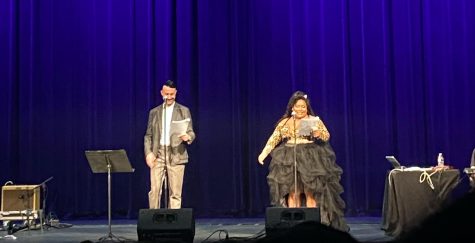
381,168,460,237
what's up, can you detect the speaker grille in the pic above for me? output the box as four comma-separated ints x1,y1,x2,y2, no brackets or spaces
137,208,195,243
265,207,321,237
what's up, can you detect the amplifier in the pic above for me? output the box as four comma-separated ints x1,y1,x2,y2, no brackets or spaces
1,185,41,212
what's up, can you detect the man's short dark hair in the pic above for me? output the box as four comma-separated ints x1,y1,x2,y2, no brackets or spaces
165,80,176,89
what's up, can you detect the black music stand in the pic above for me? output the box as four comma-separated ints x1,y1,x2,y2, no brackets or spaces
85,149,135,242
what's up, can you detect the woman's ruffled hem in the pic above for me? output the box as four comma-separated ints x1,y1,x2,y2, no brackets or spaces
267,142,350,232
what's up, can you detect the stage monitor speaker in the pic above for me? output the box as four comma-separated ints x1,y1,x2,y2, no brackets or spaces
265,207,320,238
137,208,195,243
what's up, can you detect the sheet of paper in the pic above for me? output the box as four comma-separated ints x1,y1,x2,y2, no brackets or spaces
298,116,320,136
171,118,190,136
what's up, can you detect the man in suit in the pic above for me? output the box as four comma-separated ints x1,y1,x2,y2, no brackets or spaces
144,80,196,209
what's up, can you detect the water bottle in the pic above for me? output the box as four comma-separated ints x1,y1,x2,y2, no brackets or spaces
437,153,444,167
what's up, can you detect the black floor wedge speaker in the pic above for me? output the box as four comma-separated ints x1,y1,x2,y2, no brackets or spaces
265,207,320,238
137,208,195,243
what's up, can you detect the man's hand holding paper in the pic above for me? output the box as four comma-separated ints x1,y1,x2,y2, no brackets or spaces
179,134,191,143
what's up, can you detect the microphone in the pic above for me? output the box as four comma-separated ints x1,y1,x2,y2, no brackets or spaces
291,111,296,117
162,96,168,101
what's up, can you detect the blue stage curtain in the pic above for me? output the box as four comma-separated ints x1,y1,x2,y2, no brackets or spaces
1,0,475,218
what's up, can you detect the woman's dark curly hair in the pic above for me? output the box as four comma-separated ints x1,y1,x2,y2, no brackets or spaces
275,91,316,126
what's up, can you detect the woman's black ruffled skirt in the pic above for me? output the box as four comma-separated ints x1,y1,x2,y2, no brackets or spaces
268,142,350,232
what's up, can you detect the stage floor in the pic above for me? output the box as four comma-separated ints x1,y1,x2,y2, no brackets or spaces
0,217,393,243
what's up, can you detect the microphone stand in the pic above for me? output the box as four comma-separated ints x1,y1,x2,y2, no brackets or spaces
293,115,298,207
162,98,169,209
37,176,53,231
25,176,53,231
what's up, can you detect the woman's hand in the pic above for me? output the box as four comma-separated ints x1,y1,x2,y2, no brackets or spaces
258,153,266,165
312,126,321,138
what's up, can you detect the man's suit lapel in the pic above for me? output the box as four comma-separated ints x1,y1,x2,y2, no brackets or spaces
171,103,179,121
157,105,164,135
